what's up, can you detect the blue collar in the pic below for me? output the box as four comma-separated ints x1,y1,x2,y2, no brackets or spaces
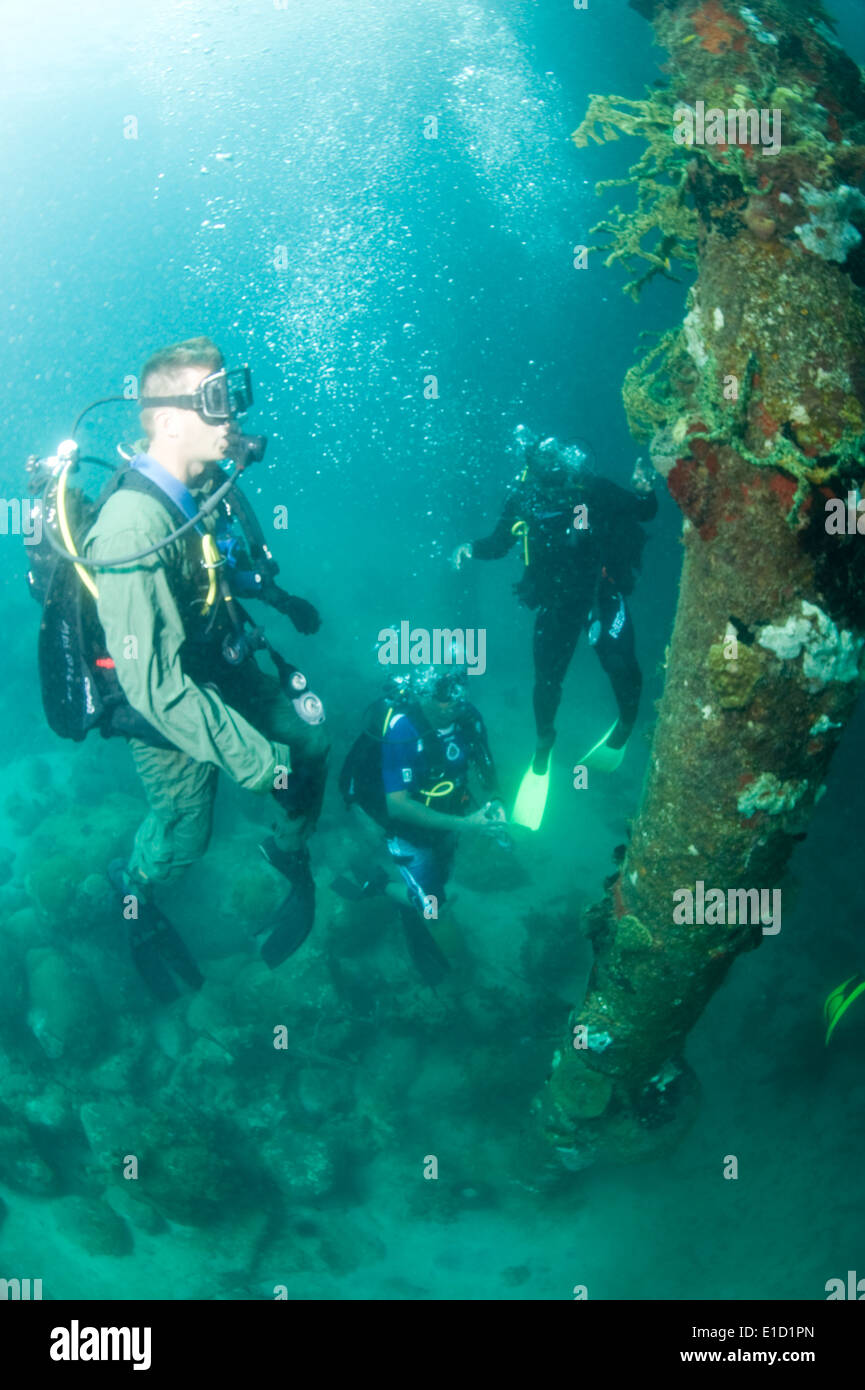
130,454,202,527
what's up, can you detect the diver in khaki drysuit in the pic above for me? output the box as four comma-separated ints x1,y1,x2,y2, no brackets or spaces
84,336,328,999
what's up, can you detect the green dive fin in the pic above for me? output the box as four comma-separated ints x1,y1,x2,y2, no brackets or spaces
580,720,626,773
512,762,551,831
824,972,865,1045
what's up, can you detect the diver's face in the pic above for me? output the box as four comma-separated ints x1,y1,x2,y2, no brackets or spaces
531,462,563,491
179,368,232,475
526,446,562,490
147,368,231,482
421,695,458,728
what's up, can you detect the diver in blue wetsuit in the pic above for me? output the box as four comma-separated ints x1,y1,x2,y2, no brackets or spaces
452,428,657,829
337,667,506,983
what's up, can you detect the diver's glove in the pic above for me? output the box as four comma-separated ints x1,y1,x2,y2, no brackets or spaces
262,581,321,634
451,542,473,570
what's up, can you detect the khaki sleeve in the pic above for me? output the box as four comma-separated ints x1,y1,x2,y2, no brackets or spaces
87,521,289,791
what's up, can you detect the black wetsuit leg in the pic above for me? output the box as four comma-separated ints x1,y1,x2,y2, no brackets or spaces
531,602,583,744
591,586,641,749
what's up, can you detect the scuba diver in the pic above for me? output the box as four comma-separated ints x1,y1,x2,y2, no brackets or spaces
337,666,507,984
451,426,657,830
25,336,328,1001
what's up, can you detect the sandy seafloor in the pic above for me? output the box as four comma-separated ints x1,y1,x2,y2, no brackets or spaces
1,649,861,1302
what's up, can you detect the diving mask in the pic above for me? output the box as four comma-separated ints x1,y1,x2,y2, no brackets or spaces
140,366,254,424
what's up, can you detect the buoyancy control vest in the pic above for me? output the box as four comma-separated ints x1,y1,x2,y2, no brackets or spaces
511,475,650,608
27,465,249,747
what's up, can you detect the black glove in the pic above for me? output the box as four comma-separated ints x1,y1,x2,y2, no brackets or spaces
263,583,321,634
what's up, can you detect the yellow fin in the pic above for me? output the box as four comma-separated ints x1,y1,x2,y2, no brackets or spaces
512,763,550,831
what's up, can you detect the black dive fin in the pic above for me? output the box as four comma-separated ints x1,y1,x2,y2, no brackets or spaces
400,908,451,987
108,860,203,1002
261,883,316,966
131,911,204,1002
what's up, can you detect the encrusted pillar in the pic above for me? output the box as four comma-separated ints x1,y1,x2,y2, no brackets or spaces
535,0,865,1168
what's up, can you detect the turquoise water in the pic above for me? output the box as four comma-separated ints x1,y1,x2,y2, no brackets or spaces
0,0,863,1301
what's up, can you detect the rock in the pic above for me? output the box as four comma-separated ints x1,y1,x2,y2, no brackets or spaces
3,790,52,837
105,1184,168,1235
261,1130,335,1202
0,1065,35,1120
19,793,140,928
227,865,284,929
296,1065,355,1119
135,1108,253,1227
24,1084,73,1131
326,896,388,954
88,1049,138,1094
25,947,106,1062
0,1112,56,1194
0,943,25,1025
27,852,87,919
454,836,529,892
186,981,234,1035
0,845,14,887
53,1195,133,1257
79,1100,145,1178
230,956,334,1033
5,907,47,948
317,1219,387,1276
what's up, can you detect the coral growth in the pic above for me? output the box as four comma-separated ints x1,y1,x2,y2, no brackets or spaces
736,772,808,817
706,639,764,708
573,93,698,300
757,600,864,688
691,1,747,55
794,183,865,264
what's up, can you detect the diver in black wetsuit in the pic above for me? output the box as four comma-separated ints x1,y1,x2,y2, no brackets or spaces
452,428,657,826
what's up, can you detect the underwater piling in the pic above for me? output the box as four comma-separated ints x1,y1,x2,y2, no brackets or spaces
535,0,865,1169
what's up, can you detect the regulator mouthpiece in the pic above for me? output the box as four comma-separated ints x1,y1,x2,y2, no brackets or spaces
227,430,268,467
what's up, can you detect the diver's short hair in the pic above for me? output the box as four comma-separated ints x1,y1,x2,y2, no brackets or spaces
139,335,224,437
